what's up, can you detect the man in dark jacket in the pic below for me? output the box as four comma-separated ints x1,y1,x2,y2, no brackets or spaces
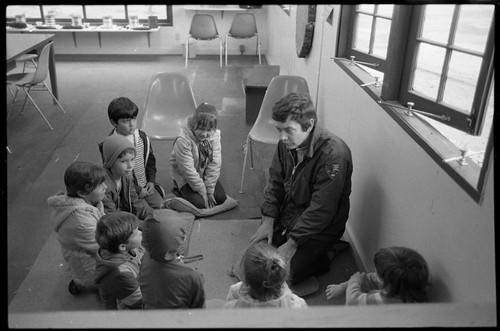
250,92,353,287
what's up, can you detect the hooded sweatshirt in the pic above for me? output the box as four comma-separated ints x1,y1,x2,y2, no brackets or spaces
224,282,307,308
47,193,105,285
94,247,144,310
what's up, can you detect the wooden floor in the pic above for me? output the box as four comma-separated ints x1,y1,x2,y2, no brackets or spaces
7,54,359,312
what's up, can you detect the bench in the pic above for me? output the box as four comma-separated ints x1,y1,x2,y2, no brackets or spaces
244,64,280,124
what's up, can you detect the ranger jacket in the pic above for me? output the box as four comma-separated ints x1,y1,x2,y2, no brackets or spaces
261,124,353,246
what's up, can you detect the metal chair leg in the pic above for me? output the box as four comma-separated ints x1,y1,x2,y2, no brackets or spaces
43,82,66,114
239,135,251,193
225,36,228,66
22,86,54,130
185,37,189,67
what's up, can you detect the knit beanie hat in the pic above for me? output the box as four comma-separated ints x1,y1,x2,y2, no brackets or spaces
102,134,136,168
142,209,189,262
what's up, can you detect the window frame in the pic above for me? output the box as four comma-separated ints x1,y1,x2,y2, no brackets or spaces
5,5,173,26
336,4,495,203
338,4,494,135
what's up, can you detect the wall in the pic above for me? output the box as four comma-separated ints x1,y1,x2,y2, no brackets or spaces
47,5,268,56
267,5,495,304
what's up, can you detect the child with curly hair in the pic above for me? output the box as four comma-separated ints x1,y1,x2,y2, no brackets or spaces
325,246,430,304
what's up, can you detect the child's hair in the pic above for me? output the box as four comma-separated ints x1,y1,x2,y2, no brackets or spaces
374,246,430,303
64,161,107,198
108,97,139,123
272,92,317,131
95,211,140,253
188,102,218,131
241,242,289,302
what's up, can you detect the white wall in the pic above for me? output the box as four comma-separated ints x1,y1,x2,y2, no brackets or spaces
266,5,495,304
48,5,269,56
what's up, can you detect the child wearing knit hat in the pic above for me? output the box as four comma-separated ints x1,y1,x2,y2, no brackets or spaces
139,209,206,309
169,102,227,209
101,134,155,221
98,97,165,209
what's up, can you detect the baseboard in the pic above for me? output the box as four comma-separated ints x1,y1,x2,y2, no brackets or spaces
341,229,367,273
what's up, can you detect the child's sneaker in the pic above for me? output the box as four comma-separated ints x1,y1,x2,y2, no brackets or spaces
68,280,81,295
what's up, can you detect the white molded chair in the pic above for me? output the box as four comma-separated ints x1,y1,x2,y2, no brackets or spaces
138,72,197,141
6,42,65,131
239,75,310,193
186,14,223,67
225,13,261,66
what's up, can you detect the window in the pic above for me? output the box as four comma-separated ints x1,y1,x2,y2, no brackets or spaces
337,4,495,202
6,4,173,26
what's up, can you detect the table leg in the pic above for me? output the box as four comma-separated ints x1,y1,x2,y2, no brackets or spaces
48,43,58,103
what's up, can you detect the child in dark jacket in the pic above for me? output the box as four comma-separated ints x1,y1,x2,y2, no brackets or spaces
139,209,205,309
99,96,165,209
94,211,144,310
101,134,155,221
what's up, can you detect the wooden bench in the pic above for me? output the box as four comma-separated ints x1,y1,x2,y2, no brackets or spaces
245,64,280,124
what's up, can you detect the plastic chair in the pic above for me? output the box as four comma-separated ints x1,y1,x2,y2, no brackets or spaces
186,14,223,67
225,13,261,66
138,72,197,141
6,42,65,131
16,51,38,72
239,75,310,193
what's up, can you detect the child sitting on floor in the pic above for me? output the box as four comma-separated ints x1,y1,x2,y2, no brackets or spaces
325,246,430,304
224,242,307,308
139,210,205,308
47,161,107,296
94,211,145,310
101,134,155,221
98,96,165,209
170,102,227,209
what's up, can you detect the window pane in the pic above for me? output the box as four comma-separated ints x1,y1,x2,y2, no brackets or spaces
373,18,391,58
6,5,41,18
443,52,482,113
454,5,494,54
412,43,446,100
42,5,83,18
357,4,374,14
127,5,167,19
418,78,493,166
85,5,126,20
353,13,372,53
376,4,393,17
421,5,454,43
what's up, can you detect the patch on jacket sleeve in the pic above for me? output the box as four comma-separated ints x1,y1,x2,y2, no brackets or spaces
325,161,340,180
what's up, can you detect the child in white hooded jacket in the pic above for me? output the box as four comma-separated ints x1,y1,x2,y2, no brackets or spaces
47,161,107,296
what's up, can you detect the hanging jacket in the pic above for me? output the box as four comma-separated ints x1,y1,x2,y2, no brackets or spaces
169,117,222,197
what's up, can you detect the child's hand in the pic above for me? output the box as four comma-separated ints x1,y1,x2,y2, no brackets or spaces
207,193,216,208
325,284,345,299
144,182,155,195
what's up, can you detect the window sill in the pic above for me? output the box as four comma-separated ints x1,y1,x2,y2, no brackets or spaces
334,58,486,203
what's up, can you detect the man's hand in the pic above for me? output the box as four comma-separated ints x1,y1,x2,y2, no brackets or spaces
249,216,274,245
277,238,298,264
